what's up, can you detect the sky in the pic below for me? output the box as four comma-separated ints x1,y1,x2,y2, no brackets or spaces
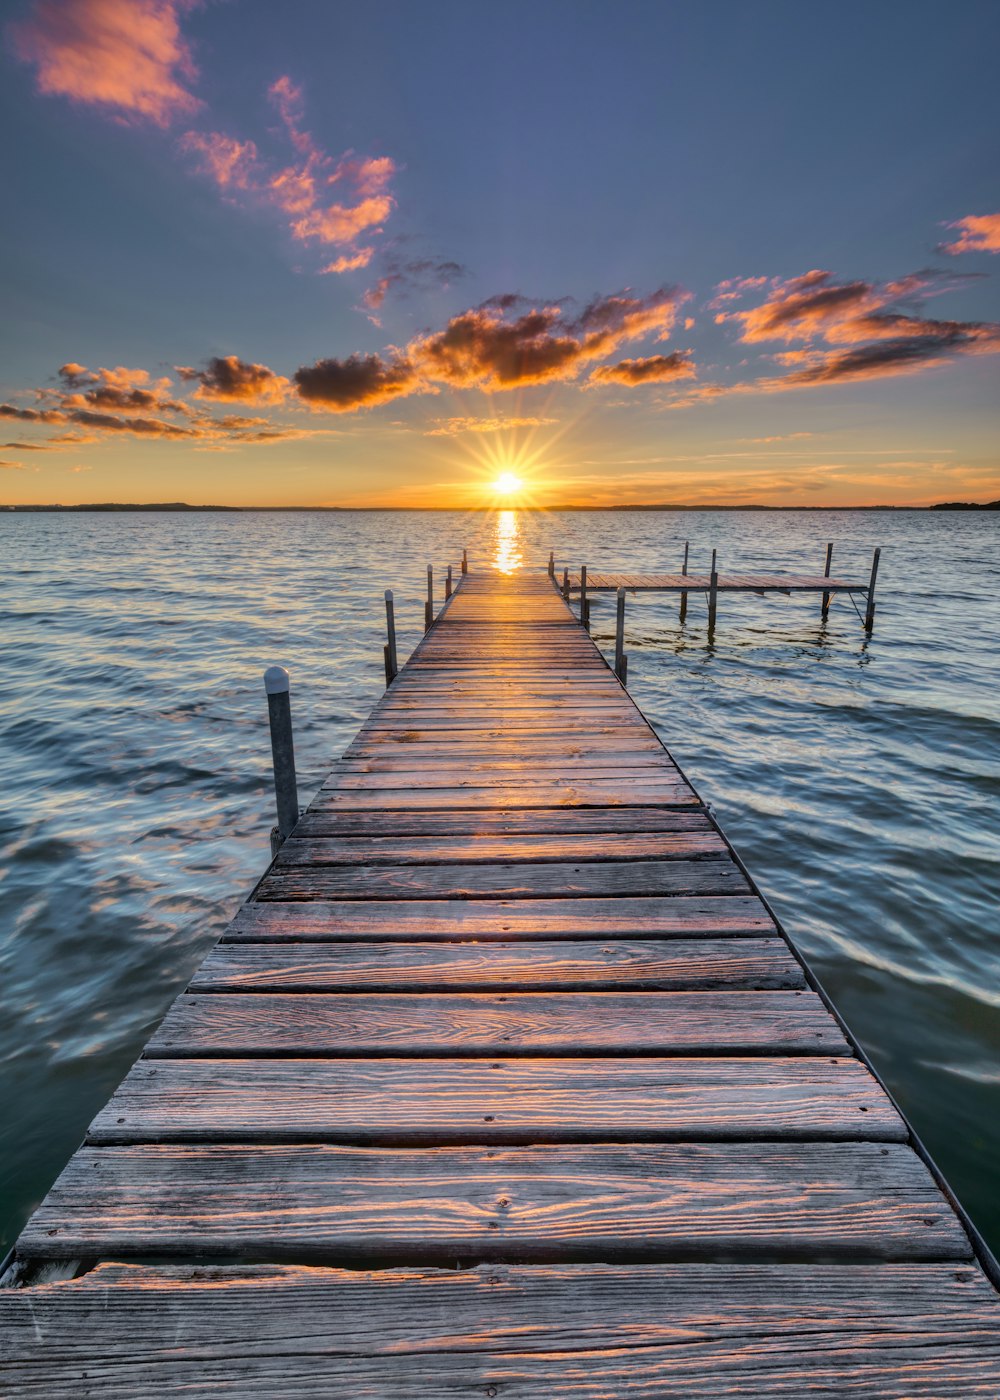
1,0,998,508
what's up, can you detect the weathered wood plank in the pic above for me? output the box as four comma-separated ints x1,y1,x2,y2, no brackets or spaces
293,808,715,838
226,895,776,940
145,988,845,1056
189,937,805,992
4,1262,999,1396
17,1142,966,1262
87,1055,903,1143
277,831,725,867
258,856,746,900
311,781,700,810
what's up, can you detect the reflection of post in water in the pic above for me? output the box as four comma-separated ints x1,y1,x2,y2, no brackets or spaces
679,539,689,623
493,509,522,574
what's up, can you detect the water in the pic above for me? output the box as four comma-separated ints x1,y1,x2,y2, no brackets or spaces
1,507,998,1257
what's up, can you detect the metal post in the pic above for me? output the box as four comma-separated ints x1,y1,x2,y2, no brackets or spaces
562,567,570,600
864,547,881,631
615,586,627,682
821,542,833,622
580,564,589,631
264,666,299,854
445,564,453,600
680,539,689,623
384,589,398,684
461,548,468,576
708,548,718,636
425,564,433,631
548,550,555,579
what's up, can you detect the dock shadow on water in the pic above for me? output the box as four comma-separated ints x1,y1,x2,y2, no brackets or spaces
0,505,998,1264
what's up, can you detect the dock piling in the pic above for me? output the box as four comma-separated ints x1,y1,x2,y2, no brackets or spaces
548,549,555,579
864,547,881,631
821,542,834,621
425,565,434,632
708,549,719,636
445,564,453,601
614,586,628,683
461,548,468,576
680,540,689,623
383,589,398,686
580,564,589,631
562,567,570,600
263,666,299,853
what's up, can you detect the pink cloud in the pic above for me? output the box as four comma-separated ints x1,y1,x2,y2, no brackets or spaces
179,131,259,192
320,248,374,275
940,213,1000,255
10,0,199,126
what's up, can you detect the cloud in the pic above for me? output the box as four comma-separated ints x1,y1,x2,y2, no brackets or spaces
10,0,199,126
424,414,559,437
1,460,28,470
939,213,1000,255
770,324,1000,386
181,79,396,263
590,352,695,386
0,403,66,423
320,248,375,275
176,355,289,404
294,354,418,412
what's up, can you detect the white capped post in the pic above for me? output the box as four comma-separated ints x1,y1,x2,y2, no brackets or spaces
263,666,299,850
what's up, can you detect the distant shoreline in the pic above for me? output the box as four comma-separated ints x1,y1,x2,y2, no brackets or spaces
2,501,998,513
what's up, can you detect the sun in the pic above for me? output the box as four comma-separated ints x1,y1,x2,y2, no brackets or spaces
492,470,523,495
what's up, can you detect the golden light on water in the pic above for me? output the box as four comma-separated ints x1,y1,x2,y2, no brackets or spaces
492,508,522,574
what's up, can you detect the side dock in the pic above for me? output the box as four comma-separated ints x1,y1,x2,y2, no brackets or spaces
3,565,1000,1394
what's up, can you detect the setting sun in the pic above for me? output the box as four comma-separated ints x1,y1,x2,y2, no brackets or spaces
492,471,523,495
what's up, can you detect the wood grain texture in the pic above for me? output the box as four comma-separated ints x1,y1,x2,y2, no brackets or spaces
226,895,776,941
4,1263,999,1396
87,1055,903,1143
258,856,747,901
145,989,845,1056
18,1142,966,1262
189,937,806,992
294,807,716,838
276,829,726,867
311,781,700,811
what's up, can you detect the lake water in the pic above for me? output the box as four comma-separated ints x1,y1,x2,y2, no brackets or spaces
1,507,998,1257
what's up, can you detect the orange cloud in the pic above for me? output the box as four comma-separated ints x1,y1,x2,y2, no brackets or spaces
590,352,695,386
294,354,418,412
940,213,1000,255
320,248,375,275
424,414,558,437
10,0,199,126
179,132,259,192
176,355,289,404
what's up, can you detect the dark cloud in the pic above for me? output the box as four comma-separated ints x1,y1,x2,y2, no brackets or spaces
294,354,418,411
590,352,695,386
0,403,66,423
176,355,289,403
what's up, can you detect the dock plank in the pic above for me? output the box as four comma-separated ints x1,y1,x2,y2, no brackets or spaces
146,989,845,1056
4,1263,999,1397
18,1142,966,1262
88,1055,903,1143
189,937,805,992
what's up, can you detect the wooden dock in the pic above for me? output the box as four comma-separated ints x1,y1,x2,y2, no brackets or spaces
3,564,999,1394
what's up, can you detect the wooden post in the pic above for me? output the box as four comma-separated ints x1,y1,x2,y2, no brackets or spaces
263,667,299,853
680,539,689,623
580,564,589,631
445,564,453,600
548,550,555,579
461,548,468,576
384,589,398,684
424,565,433,631
821,542,833,621
615,587,627,683
864,547,881,632
562,567,570,600
708,548,718,636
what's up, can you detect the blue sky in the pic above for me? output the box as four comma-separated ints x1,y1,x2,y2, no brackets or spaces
2,0,998,506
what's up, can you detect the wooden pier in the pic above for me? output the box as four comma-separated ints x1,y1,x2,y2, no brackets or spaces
3,564,999,1394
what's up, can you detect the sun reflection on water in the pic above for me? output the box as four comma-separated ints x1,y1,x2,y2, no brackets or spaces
492,510,522,574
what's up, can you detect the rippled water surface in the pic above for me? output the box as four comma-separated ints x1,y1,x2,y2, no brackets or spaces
1,508,998,1255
